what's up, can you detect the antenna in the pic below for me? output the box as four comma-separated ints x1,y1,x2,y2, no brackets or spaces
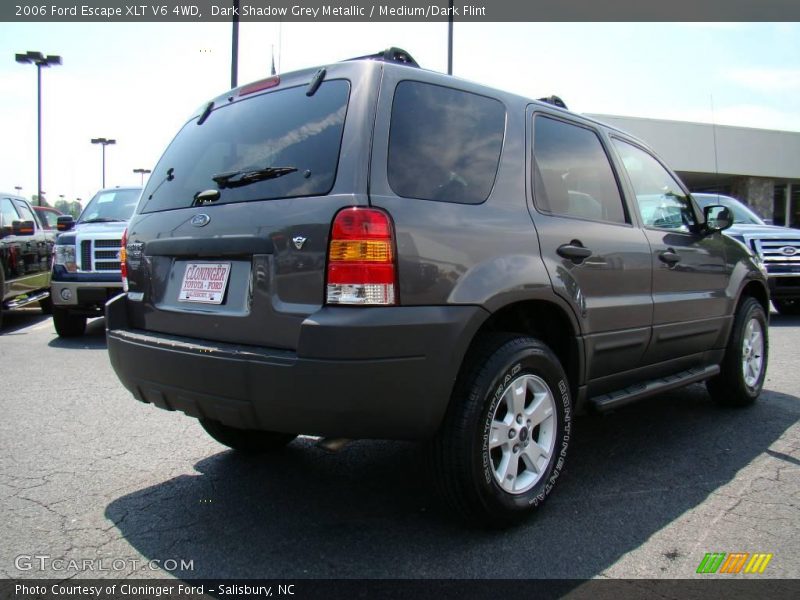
710,94,721,195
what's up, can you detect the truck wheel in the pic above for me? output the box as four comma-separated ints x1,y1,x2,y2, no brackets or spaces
430,335,572,527
39,295,52,315
199,418,297,453
707,297,768,407
773,298,800,316
53,307,87,337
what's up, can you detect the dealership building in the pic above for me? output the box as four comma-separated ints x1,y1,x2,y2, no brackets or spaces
588,114,800,227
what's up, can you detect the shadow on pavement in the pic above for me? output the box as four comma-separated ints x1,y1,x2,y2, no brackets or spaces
105,384,800,579
0,308,49,335
47,317,107,349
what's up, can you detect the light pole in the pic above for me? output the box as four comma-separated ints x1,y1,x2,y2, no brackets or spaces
133,168,151,186
16,50,62,207
90,137,116,188
14,186,22,197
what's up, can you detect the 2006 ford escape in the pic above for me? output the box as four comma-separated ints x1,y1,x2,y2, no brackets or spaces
107,48,770,525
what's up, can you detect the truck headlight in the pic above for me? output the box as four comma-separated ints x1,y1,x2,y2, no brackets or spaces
54,245,78,272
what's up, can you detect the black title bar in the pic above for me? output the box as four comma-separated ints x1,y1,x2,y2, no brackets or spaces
5,0,800,22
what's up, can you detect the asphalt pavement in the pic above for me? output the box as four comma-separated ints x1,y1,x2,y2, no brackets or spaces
1,308,798,580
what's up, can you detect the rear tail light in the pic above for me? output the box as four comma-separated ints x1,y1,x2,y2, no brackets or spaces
326,208,397,305
120,228,128,292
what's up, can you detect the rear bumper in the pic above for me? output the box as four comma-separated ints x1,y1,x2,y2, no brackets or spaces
106,294,487,440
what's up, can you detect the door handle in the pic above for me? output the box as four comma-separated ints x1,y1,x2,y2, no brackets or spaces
658,249,681,266
557,241,592,263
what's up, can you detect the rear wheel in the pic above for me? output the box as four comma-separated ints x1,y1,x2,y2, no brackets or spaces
430,335,572,527
200,418,297,453
53,307,86,337
707,297,768,407
773,298,800,316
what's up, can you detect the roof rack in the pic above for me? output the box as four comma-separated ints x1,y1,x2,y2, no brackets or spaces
346,47,420,68
538,95,568,110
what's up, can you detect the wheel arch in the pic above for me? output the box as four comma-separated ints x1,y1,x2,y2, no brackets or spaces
451,297,584,407
736,279,770,317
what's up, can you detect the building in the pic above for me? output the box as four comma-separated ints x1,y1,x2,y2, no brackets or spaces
587,114,800,227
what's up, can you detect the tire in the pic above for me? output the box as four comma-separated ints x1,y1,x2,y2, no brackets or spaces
773,298,800,316
707,297,768,407
52,307,87,337
39,294,53,315
430,334,572,527
200,418,297,453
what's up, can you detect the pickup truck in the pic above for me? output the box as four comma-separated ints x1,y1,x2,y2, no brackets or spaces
0,193,53,329
50,187,141,336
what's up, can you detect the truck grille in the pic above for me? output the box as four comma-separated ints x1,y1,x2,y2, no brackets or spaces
752,238,800,273
78,238,122,273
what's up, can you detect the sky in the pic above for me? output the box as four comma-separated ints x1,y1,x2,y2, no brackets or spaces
1,21,799,206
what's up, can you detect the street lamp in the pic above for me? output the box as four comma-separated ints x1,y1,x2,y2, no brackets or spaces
14,186,22,196
16,50,62,207
133,168,152,186
90,137,116,188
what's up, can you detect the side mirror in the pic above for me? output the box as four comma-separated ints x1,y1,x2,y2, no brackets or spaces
12,220,35,236
57,215,75,231
704,205,733,233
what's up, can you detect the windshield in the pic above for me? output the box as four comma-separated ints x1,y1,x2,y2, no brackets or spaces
78,189,141,223
694,194,765,225
139,80,350,214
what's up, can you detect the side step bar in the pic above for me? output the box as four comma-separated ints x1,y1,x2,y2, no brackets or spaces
590,365,720,413
4,290,50,310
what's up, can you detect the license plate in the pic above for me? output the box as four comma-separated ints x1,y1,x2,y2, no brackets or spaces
178,262,231,304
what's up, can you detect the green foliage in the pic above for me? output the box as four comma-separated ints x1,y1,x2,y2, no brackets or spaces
54,200,83,218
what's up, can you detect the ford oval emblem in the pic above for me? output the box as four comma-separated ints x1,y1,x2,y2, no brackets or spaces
781,246,797,256
191,214,210,227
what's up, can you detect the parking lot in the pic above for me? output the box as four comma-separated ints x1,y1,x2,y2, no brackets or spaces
1,309,799,580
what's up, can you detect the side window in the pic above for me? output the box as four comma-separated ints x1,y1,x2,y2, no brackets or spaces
43,211,60,229
1,198,20,229
612,139,695,232
13,200,36,226
388,81,505,204
532,115,627,224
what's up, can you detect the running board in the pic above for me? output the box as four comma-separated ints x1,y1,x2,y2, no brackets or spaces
590,365,720,413
5,290,50,310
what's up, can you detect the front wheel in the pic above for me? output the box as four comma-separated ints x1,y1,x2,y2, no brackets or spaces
200,418,297,453
430,335,572,527
707,297,768,407
52,307,86,337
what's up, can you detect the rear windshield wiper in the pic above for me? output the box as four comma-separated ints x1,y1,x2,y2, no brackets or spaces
212,166,298,189
80,217,125,223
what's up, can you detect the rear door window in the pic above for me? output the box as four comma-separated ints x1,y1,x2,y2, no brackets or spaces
140,80,350,214
388,81,505,204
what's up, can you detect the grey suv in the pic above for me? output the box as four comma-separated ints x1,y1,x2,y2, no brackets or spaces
107,49,769,525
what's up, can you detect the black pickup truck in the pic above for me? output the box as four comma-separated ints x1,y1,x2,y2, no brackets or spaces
1,193,53,328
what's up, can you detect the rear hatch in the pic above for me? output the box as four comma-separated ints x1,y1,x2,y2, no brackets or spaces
124,63,380,349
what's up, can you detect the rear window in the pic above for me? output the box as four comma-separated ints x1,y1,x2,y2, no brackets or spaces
388,81,505,204
79,189,141,224
140,80,350,214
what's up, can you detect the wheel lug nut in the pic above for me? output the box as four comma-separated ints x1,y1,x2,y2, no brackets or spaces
513,444,520,453
516,415,523,424
508,429,516,439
